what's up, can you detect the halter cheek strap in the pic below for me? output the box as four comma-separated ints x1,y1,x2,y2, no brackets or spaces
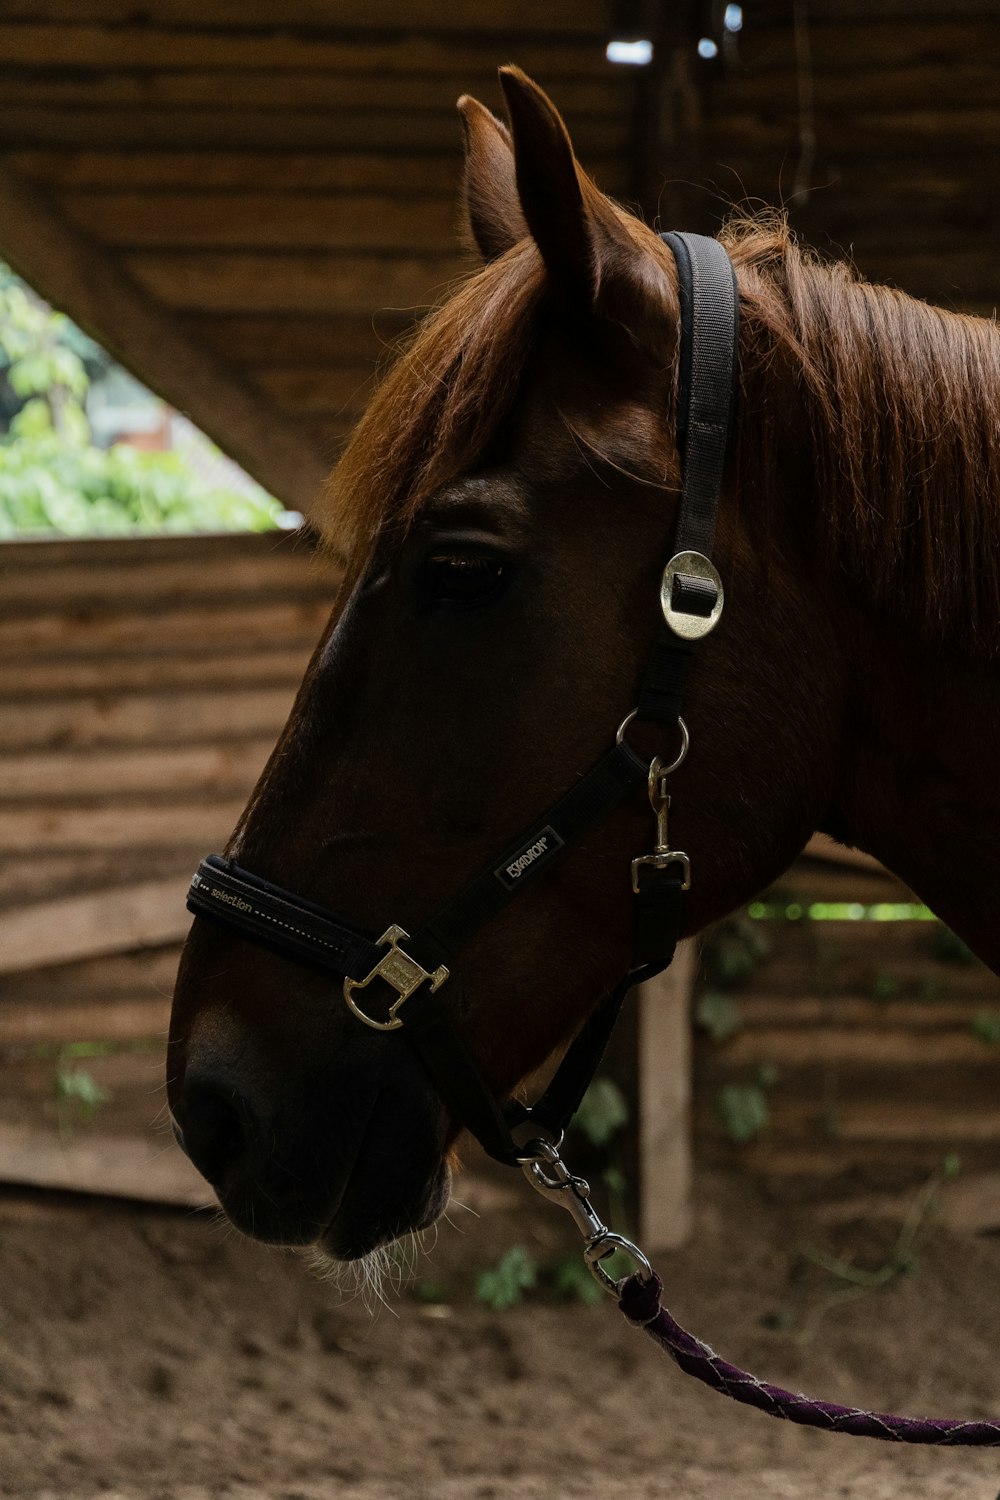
185,232,738,1167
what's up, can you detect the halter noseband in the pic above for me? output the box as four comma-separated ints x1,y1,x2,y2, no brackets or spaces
185,232,738,1167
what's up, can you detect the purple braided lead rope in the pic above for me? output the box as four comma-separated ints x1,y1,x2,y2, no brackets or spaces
618,1272,1000,1445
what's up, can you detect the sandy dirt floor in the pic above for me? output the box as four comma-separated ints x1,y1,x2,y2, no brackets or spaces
3,1166,1000,1500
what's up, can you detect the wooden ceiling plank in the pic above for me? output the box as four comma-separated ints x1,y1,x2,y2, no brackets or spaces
9,0,997,17
707,18,993,72
0,0,611,25
0,23,614,71
9,149,631,200
126,249,471,313
0,160,329,511
185,312,412,366
253,365,375,413
715,60,1000,113
0,72,628,117
60,190,461,252
0,106,631,155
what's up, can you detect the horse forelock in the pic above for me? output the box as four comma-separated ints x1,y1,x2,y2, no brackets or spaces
314,194,681,573
315,239,547,568
724,214,1000,658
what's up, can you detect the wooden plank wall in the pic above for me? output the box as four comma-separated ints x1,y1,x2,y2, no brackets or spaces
694,853,1000,1211
0,3,996,486
0,530,340,1200
0,1,637,464
689,1,1000,316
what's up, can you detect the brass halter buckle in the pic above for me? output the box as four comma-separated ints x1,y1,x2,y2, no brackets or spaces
343,925,449,1031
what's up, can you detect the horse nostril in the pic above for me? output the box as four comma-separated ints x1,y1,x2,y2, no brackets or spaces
178,1078,254,1190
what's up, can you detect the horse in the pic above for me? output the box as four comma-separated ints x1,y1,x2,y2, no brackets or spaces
168,66,1000,1266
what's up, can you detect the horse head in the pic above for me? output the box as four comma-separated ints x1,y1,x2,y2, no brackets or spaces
168,68,846,1260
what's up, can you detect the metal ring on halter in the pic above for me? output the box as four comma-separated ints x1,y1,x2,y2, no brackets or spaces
586,1232,655,1296
616,709,690,775
513,1131,565,1167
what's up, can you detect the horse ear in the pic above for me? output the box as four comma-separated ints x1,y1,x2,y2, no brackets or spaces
498,65,671,330
458,95,527,263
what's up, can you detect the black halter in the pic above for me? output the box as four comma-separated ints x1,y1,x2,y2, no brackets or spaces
185,232,739,1168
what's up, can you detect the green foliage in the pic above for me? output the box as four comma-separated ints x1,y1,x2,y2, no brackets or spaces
0,434,283,537
55,1060,109,1126
702,912,771,990
933,925,976,965
868,969,903,1003
971,1011,1000,1047
552,1254,604,1306
800,1154,960,1301
0,263,283,537
474,1246,537,1311
573,1077,629,1148
695,988,743,1043
716,1082,769,1143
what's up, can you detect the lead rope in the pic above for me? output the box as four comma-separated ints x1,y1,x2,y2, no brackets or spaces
521,1136,1000,1446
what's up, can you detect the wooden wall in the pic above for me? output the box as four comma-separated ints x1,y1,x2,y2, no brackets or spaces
1,3,995,505
2,534,998,1218
694,851,1000,1215
677,1,1000,317
0,1,638,486
0,531,339,1201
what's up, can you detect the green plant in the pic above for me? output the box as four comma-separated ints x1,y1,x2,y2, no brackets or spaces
54,1057,109,1133
701,912,772,990
800,1154,960,1297
695,988,743,1042
933,925,976,965
0,263,284,537
868,970,903,1003
716,1081,769,1143
971,1011,1000,1047
573,1076,629,1148
474,1246,537,1310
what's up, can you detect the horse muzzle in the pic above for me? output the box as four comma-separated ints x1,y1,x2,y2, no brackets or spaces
171,1049,452,1260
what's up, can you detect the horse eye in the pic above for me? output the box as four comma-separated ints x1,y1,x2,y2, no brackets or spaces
422,553,506,608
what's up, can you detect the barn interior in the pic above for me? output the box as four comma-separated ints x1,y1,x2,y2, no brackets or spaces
1,6,999,1498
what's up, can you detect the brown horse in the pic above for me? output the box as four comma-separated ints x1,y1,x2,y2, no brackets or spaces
168,68,1000,1262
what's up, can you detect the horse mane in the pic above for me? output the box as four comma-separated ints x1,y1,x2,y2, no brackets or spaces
320,203,1000,658
722,215,1000,659
319,239,546,565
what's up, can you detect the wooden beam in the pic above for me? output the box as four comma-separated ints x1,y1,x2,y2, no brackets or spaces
0,685,295,750
0,158,330,511
0,877,191,974
0,1121,215,1208
11,151,630,199
0,801,245,853
0,739,276,799
0,14,610,66
637,939,695,1250
0,994,168,1046
125,249,469,315
0,106,631,156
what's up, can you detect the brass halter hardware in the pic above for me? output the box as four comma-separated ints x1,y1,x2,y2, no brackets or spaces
343,925,449,1031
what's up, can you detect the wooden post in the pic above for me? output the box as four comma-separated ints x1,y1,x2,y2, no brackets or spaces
637,938,695,1249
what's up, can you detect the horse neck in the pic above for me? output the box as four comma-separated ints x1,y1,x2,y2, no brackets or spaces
775,273,1000,971
823,616,1000,974
739,246,1000,658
